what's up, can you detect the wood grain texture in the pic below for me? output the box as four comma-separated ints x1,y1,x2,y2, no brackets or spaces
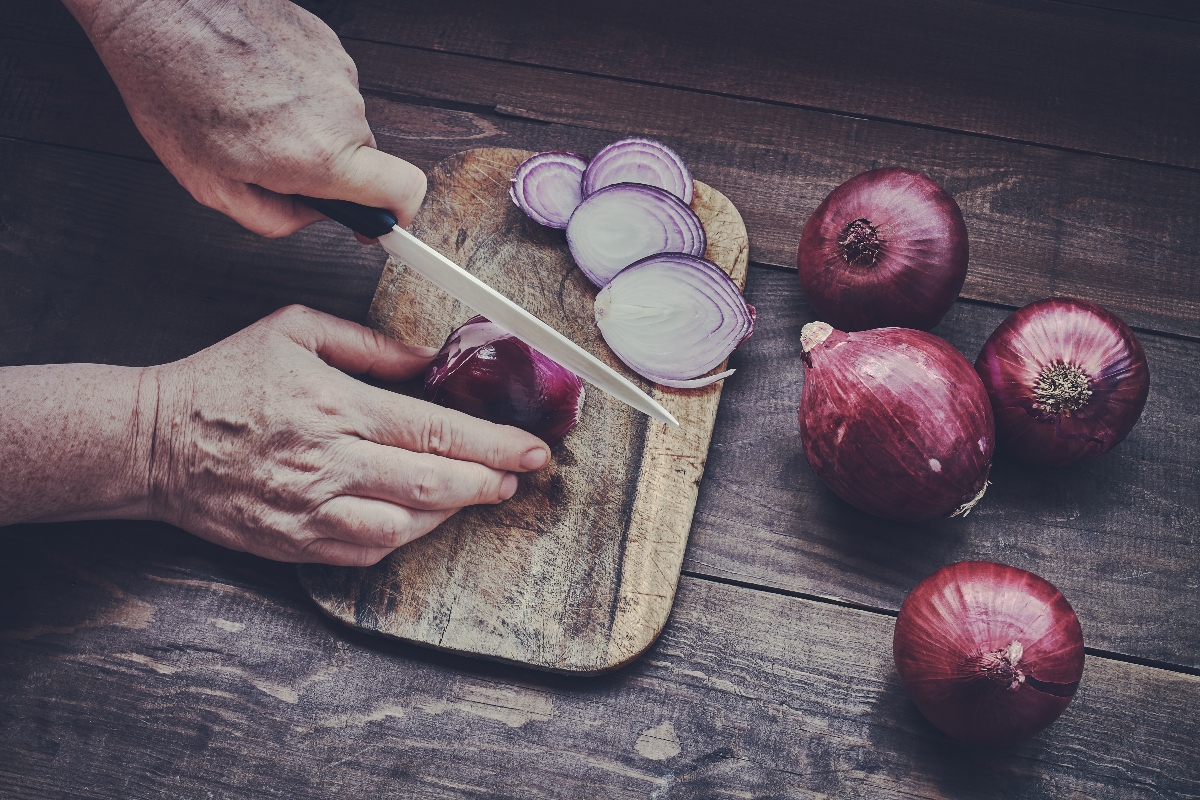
687,268,1200,668
301,0,1200,169
1,131,1196,669
6,35,1200,339
0,137,388,369
1,523,1197,799
299,148,749,673
1060,1,1200,23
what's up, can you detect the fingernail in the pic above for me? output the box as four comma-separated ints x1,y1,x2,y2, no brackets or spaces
520,447,549,470
500,473,518,500
408,344,440,358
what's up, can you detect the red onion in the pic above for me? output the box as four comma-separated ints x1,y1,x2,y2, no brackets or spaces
566,183,706,287
798,322,993,520
975,297,1150,467
509,151,588,229
798,168,969,331
424,316,584,446
894,562,1085,747
594,254,754,388
581,136,694,204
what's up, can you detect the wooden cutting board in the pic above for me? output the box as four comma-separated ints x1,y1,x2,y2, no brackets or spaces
298,147,749,673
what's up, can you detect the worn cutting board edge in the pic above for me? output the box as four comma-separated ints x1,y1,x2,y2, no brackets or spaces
299,147,749,673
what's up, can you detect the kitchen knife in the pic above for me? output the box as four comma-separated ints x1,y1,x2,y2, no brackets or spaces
298,196,680,428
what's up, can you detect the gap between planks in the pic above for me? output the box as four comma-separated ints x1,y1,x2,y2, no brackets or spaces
682,570,1200,679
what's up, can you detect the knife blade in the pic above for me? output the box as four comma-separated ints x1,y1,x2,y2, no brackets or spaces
298,196,680,428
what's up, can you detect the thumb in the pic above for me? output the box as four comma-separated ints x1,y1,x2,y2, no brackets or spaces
308,146,428,229
270,305,438,381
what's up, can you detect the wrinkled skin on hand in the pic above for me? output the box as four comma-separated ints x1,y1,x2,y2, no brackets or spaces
63,0,425,236
147,306,550,566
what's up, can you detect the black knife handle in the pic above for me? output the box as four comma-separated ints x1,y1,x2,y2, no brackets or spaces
296,196,397,239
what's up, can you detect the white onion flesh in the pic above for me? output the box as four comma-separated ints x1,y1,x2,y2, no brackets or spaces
582,137,694,204
509,151,588,229
566,184,706,287
594,253,753,385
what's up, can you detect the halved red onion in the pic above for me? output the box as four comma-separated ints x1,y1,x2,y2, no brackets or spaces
581,137,694,204
594,253,753,387
799,322,994,520
425,316,585,446
509,151,589,229
894,562,1085,746
566,184,706,288
975,297,1150,466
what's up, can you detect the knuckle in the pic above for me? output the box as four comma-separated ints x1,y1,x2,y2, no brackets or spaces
408,464,450,507
421,412,459,458
271,304,312,327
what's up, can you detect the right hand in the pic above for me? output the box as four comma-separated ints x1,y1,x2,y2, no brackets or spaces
146,305,550,566
65,0,424,237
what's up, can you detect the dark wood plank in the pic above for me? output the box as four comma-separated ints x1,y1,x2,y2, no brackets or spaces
0,0,90,48
12,0,1196,167
1,522,1196,799
299,0,1200,170
1060,1,1200,23
5,38,1200,341
0,136,388,368
687,268,1200,669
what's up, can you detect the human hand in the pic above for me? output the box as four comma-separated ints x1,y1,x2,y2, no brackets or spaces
63,0,424,237
146,306,550,566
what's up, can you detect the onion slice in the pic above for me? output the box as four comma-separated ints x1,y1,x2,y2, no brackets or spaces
581,137,694,204
567,184,706,287
509,151,588,229
594,253,753,386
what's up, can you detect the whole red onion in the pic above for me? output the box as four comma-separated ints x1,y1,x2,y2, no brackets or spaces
975,297,1150,467
798,168,969,331
424,316,584,446
894,562,1085,747
798,322,994,520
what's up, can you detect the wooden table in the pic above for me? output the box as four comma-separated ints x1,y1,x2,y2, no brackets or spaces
2,1,1198,796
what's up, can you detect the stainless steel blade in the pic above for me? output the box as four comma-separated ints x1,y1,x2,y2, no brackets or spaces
378,226,680,427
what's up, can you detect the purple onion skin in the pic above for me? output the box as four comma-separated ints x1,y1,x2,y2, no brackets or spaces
798,323,994,521
425,316,584,447
975,297,1150,467
798,168,969,332
894,562,1085,747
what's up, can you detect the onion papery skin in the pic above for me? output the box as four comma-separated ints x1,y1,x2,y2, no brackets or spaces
798,168,969,331
594,253,753,386
798,322,994,520
424,316,585,447
566,183,706,287
893,562,1085,747
975,297,1150,467
509,151,588,229
581,137,694,204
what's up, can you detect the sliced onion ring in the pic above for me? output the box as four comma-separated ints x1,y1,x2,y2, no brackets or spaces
509,151,588,229
582,137,694,204
594,253,753,387
567,184,706,287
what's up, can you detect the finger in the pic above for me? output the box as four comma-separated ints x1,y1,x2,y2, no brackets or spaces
349,389,551,473
297,537,397,567
197,177,326,238
344,441,518,510
308,146,427,228
318,495,458,549
270,305,438,380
